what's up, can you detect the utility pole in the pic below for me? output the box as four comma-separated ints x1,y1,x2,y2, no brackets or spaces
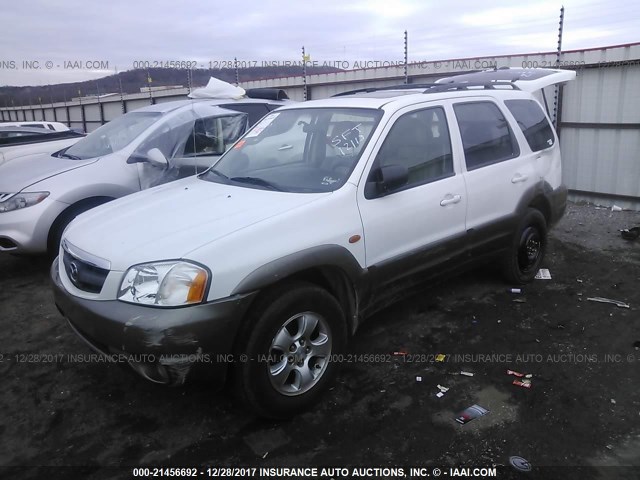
302,46,308,100
553,6,565,127
404,30,408,85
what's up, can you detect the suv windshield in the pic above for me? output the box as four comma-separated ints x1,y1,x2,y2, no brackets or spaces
63,112,162,160
201,108,383,193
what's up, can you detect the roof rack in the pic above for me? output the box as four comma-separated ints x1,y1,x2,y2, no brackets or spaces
427,80,521,92
332,83,441,97
245,88,289,100
332,80,520,97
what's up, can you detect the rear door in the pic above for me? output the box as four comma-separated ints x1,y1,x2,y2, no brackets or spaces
452,99,536,257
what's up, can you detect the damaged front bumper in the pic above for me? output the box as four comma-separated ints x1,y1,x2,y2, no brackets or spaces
51,258,257,386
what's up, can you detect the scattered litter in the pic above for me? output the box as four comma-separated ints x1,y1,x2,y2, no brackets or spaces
513,298,527,303
611,205,623,212
416,376,423,382
380,390,386,393
435,354,446,362
510,288,522,294
535,268,552,280
435,385,449,398
620,227,640,241
606,445,613,450
577,279,583,283
587,297,630,309
513,378,532,388
633,341,640,350
610,399,616,405
460,371,475,377
262,452,269,459
497,319,502,324
393,351,408,356
507,370,533,388
509,456,532,472
455,404,489,424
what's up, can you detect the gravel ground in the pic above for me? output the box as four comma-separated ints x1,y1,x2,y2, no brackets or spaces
0,201,638,480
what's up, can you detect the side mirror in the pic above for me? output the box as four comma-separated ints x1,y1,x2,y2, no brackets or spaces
145,148,168,168
365,164,409,198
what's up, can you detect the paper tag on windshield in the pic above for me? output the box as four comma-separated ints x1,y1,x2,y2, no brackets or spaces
245,112,279,137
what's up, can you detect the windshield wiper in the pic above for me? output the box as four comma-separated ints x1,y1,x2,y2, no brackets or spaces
203,168,229,180
230,176,282,191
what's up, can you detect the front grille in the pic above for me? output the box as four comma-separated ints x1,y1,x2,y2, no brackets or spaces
62,250,109,293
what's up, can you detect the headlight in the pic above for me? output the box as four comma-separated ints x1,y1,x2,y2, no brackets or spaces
0,192,49,213
118,261,209,307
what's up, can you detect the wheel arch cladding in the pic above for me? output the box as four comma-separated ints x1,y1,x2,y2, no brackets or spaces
516,182,553,225
231,245,365,335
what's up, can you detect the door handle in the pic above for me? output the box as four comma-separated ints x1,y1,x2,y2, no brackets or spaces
278,144,293,151
440,194,462,206
511,173,528,183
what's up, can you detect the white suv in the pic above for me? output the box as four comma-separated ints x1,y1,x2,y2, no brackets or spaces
52,68,575,418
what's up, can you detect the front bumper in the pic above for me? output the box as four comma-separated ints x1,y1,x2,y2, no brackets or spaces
51,258,257,385
0,197,67,253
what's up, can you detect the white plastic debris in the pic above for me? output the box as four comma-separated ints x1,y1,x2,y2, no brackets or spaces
611,205,623,212
188,77,246,99
416,376,423,382
535,269,552,280
460,371,475,377
587,297,630,309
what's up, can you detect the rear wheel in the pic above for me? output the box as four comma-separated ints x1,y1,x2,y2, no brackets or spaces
233,282,347,418
503,208,547,284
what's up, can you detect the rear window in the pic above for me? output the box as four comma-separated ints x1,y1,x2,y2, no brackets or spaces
505,99,555,152
454,101,519,170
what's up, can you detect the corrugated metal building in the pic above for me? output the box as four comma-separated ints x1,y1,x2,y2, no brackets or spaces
2,42,639,208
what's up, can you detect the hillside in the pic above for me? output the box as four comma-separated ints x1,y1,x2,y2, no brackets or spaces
0,66,342,106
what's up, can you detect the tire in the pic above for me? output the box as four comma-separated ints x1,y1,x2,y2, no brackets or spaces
233,281,347,419
502,208,547,285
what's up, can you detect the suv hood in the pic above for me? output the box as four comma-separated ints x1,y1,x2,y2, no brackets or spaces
0,152,97,192
64,177,329,270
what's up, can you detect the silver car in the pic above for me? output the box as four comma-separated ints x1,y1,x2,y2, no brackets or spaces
0,92,289,255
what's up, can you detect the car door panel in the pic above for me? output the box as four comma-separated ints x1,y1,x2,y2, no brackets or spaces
357,104,468,298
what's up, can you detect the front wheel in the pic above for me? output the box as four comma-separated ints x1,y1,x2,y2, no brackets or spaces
233,282,347,418
502,208,547,284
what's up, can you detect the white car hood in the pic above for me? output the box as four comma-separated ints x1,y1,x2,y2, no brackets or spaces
64,177,330,270
0,152,97,192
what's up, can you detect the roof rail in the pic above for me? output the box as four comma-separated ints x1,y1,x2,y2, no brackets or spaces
426,81,521,92
332,83,440,97
332,80,520,98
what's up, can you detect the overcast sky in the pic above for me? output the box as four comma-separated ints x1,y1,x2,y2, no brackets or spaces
2,0,638,86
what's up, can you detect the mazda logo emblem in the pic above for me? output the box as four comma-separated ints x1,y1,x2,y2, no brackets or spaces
69,261,79,282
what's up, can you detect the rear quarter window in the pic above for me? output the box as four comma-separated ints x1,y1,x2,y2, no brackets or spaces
505,99,555,152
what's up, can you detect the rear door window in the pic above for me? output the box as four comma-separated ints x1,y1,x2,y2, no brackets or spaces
505,99,555,152
454,101,519,170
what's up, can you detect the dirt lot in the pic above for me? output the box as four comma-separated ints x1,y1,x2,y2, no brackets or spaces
1,202,639,480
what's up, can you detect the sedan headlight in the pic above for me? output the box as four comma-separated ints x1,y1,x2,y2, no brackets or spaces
0,192,49,213
118,261,209,307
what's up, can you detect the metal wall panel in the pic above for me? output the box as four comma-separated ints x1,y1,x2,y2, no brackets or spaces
2,43,639,206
